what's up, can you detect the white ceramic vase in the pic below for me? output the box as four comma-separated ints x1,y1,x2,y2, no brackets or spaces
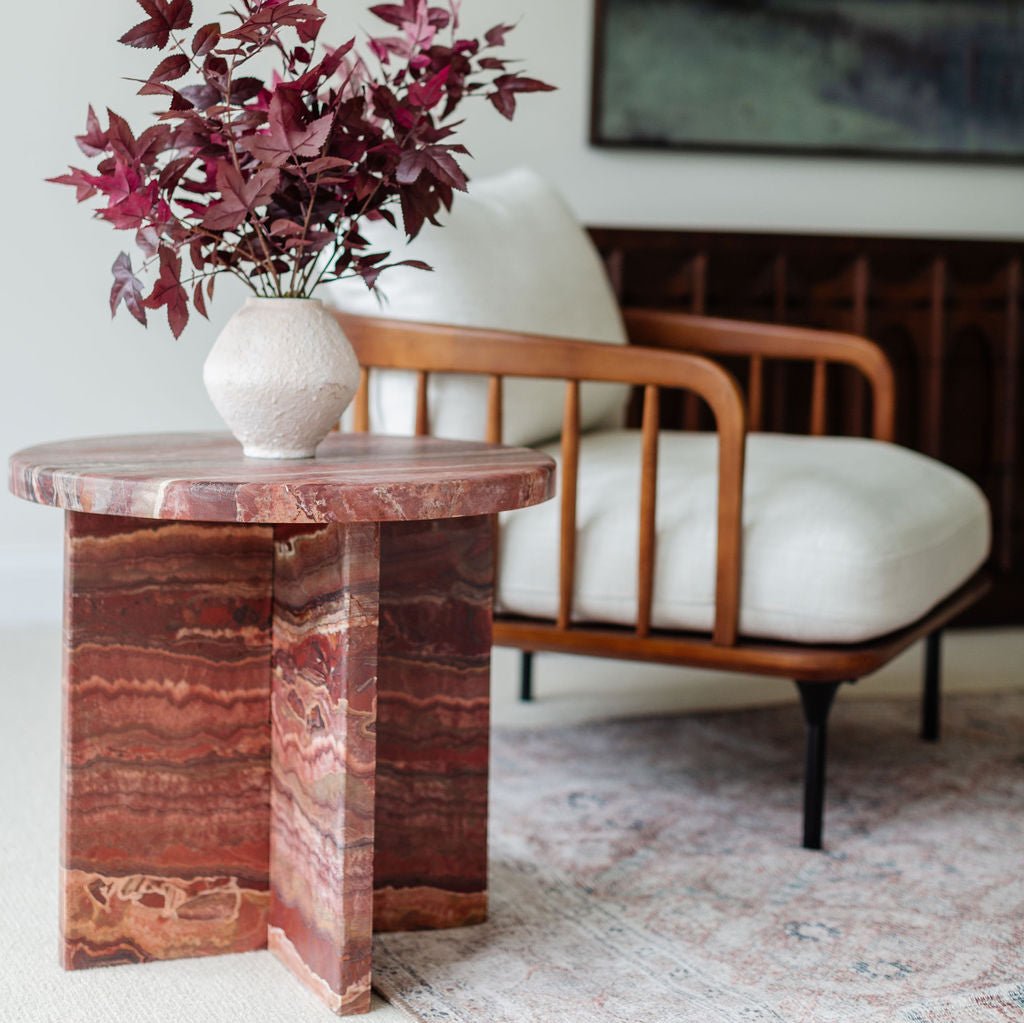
203,297,360,459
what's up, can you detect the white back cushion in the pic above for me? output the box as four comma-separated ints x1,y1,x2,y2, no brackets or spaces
326,168,629,447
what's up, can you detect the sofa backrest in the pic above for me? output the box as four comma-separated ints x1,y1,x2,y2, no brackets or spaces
326,167,630,447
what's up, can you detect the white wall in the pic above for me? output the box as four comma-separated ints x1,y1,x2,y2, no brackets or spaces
2,0,1022,623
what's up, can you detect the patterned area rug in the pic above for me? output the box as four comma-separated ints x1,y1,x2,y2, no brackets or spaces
373,693,1024,1023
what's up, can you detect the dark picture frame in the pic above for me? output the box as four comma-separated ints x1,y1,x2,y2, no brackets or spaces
590,0,1024,162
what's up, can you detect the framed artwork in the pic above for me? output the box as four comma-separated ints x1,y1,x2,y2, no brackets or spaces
591,0,1024,160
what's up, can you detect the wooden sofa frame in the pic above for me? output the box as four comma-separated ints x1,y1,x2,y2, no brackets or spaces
337,308,989,850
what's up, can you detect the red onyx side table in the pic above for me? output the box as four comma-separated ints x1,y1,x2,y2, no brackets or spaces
7,432,555,1015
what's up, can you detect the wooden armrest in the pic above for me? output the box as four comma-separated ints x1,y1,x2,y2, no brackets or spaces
623,307,896,441
339,313,741,402
336,312,747,646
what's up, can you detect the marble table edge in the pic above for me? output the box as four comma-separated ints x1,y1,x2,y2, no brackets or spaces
8,433,556,525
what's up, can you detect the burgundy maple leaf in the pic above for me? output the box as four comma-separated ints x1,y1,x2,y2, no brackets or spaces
191,22,220,56
238,90,332,166
110,253,149,326
489,73,556,120
202,163,281,231
120,0,195,50
484,23,515,48
407,65,450,109
48,167,99,202
76,107,109,157
138,54,191,96
145,248,189,338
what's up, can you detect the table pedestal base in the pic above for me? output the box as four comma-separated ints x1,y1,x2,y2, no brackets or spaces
60,511,493,1014
374,519,491,934
61,514,274,969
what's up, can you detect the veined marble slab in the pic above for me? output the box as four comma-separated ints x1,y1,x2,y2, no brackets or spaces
9,432,555,524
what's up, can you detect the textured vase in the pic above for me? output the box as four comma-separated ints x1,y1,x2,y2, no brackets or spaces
204,297,361,459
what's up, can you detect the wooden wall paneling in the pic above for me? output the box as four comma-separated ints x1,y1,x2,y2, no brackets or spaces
1016,272,1024,577
805,255,871,436
850,256,869,434
615,242,710,429
679,252,708,430
591,227,1024,625
603,247,625,298
726,246,791,431
864,257,936,452
947,256,1021,573
925,258,948,459
1004,259,1021,573
941,324,994,490
766,251,790,433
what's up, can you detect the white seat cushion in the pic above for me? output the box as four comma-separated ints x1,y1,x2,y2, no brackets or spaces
325,168,629,447
498,431,991,644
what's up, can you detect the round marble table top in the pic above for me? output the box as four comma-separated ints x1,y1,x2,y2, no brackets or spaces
9,432,556,524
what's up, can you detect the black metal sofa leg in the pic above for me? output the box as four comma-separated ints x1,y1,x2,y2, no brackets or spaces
520,651,535,702
922,630,943,742
794,680,844,851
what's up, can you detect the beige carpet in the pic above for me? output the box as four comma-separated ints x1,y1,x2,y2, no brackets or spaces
1,623,1022,1022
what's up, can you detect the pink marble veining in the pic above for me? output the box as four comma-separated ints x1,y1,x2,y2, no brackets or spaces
9,433,554,524
270,523,380,1014
61,513,274,968
374,518,493,933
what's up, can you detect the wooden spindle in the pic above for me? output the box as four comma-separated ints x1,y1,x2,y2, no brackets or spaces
922,257,947,457
772,253,788,323
810,360,827,435
692,251,708,315
681,252,709,430
486,375,504,445
637,386,660,638
770,251,789,432
999,258,1020,572
711,396,746,648
748,355,764,431
558,381,580,631
852,255,869,337
844,255,870,437
415,371,429,436
354,369,370,433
